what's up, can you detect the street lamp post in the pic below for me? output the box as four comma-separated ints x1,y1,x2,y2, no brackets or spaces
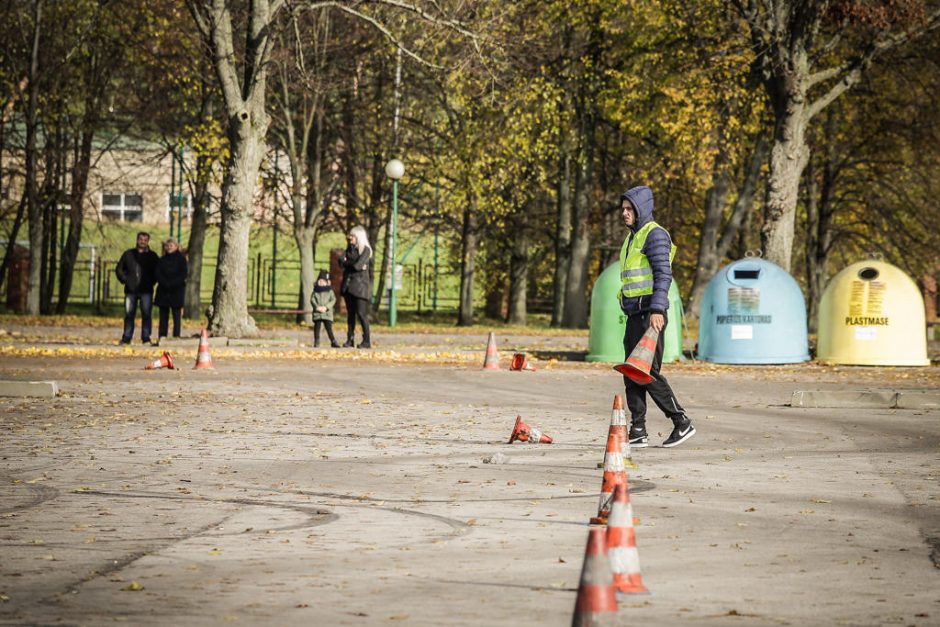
385,158,405,327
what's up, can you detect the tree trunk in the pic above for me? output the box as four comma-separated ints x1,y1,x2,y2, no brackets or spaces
804,129,835,334
688,160,729,318
688,135,767,317
507,217,528,326
183,162,210,320
457,200,478,327
762,105,809,272
0,193,27,293
24,0,42,315
56,126,94,314
294,217,316,325
551,137,571,327
208,113,266,337
561,108,595,329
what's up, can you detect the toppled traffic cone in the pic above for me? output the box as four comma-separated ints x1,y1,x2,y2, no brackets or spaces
145,351,175,370
590,431,627,525
508,415,553,444
607,482,648,594
482,332,500,370
613,326,658,385
509,352,535,371
572,527,618,626
193,329,214,370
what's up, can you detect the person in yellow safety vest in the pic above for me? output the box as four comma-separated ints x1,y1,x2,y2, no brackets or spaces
619,186,696,448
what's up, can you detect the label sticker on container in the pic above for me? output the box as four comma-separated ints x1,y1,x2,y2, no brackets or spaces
854,326,877,341
728,287,760,315
731,325,753,340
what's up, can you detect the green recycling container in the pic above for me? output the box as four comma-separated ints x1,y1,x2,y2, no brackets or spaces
586,262,684,363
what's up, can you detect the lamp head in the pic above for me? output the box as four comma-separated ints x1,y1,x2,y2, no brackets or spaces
385,158,405,180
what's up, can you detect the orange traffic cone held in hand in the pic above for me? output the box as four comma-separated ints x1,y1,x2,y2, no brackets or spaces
508,415,553,444
607,482,648,594
482,332,500,370
590,431,627,525
194,329,214,370
571,527,618,626
614,326,658,385
145,351,175,370
509,352,536,371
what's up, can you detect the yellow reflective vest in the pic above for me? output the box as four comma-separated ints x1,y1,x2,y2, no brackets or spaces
619,221,676,300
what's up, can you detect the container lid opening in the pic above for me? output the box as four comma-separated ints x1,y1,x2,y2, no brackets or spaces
733,269,761,280
858,267,879,280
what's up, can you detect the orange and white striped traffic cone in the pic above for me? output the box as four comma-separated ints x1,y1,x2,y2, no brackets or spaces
571,527,618,626
590,431,627,525
482,332,500,370
508,415,553,444
145,351,175,370
509,352,536,371
607,482,648,594
193,329,214,370
613,326,658,385
602,394,629,464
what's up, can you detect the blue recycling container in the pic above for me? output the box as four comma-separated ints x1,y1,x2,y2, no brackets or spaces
697,257,809,364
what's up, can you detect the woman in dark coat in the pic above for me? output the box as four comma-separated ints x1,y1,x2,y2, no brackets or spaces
155,238,188,339
340,226,372,348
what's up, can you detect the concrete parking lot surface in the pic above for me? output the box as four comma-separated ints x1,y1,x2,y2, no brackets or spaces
1,342,938,625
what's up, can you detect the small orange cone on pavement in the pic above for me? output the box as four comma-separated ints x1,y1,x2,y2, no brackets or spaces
590,431,627,525
613,326,658,384
607,482,648,594
509,352,536,371
508,415,553,444
571,527,618,626
482,332,500,370
194,329,214,370
145,351,175,370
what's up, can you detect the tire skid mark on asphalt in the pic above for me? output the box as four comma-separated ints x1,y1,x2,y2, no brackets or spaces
74,489,337,534
263,429,606,449
244,483,653,505
0,474,60,514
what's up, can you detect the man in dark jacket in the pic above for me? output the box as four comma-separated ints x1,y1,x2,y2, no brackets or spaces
115,231,159,344
619,186,695,448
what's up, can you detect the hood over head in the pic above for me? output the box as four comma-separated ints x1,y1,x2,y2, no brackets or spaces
621,186,655,230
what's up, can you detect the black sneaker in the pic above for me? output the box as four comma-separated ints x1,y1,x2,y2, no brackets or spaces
628,425,649,448
662,419,696,448
342,339,355,348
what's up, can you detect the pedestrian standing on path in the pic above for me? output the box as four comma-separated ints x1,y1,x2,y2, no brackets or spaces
155,237,188,340
619,185,696,448
340,226,372,349
115,231,159,345
311,270,339,348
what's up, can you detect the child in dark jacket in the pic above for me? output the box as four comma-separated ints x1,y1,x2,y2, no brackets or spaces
311,270,339,347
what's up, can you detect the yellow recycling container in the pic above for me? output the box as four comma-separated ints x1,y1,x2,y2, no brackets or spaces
817,259,929,366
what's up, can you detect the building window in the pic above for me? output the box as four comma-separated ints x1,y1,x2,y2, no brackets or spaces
102,192,143,222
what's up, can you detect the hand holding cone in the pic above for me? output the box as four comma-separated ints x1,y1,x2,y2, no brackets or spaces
614,326,658,384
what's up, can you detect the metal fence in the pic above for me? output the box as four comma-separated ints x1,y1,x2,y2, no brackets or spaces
88,255,459,312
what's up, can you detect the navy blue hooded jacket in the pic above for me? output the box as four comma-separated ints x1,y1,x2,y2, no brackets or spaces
620,186,672,315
